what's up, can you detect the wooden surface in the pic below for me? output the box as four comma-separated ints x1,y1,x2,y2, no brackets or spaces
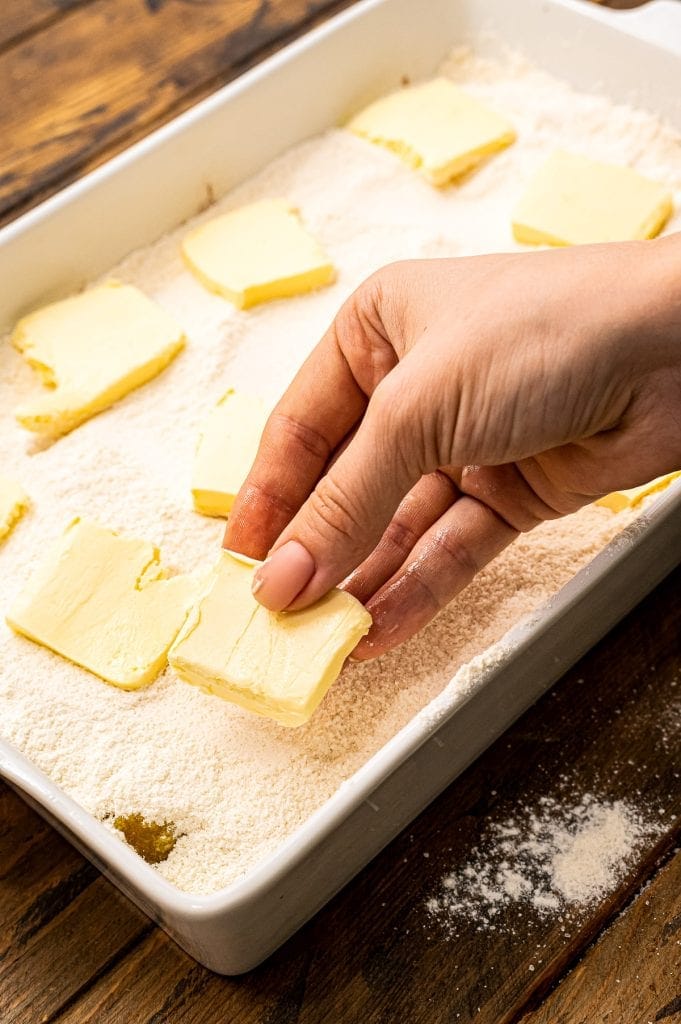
0,0,356,226
523,852,681,1024
1,1,680,1023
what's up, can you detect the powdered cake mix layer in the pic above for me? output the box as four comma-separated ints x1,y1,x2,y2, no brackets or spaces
1,48,680,894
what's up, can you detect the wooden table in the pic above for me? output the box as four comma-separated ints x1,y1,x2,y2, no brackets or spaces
1,2,680,1022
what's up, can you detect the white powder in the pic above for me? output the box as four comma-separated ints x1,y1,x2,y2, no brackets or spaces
426,794,662,933
1,48,680,894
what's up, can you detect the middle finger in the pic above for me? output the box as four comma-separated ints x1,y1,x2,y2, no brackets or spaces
341,469,460,604
353,495,518,660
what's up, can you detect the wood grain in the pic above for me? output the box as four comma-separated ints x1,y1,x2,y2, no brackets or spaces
0,0,651,225
0,1,94,51
0,0,354,226
3,563,679,1023
0,790,151,1024
521,850,681,1024
0,787,88,959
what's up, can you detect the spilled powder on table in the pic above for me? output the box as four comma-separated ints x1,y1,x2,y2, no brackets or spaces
426,794,664,934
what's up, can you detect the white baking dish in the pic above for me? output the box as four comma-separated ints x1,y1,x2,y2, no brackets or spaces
2,0,681,975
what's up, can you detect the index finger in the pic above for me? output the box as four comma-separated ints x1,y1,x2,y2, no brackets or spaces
223,318,374,558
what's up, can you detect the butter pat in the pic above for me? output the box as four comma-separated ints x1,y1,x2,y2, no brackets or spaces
13,281,185,436
182,198,335,309
512,150,673,246
0,477,29,542
347,77,515,186
596,471,681,513
169,551,372,727
192,390,268,517
7,519,197,689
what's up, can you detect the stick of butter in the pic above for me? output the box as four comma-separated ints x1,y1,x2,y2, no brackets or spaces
192,390,268,517
7,519,197,689
13,281,185,436
0,477,29,543
169,551,372,727
596,471,681,513
347,77,516,186
512,151,673,246
182,198,336,309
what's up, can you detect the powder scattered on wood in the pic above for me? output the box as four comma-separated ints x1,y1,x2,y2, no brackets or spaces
426,794,663,933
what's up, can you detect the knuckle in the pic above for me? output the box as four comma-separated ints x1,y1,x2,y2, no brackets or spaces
365,376,392,422
243,480,297,520
431,526,481,580
306,474,360,544
366,376,422,479
334,269,401,393
403,563,442,616
264,411,331,464
381,516,421,561
460,465,544,533
367,374,404,425
431,468,460,501
503,507,543,533
352,263,400,321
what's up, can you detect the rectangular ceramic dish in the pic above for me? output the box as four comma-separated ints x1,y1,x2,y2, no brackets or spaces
2,0,681,974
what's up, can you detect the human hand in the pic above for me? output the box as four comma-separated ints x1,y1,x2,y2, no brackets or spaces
224,234,681,659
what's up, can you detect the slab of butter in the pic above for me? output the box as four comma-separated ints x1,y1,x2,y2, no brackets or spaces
169,551,372,727
512,150,673,246
7,518,197,689
13,281,185,436
192,390,268,517
0,477,29,543
596,471,681,513
347,77,516,186
182,198,335,309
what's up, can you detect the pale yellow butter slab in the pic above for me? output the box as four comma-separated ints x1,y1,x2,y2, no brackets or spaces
596,471,681,513
512,150,673,246
182,198,335,309
13,281,185,437
347,77,516,187
192,390,268,517
7,519,197,689
0,476,29,543
169,551,372,727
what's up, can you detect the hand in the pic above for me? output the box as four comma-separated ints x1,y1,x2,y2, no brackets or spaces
224,234,681,659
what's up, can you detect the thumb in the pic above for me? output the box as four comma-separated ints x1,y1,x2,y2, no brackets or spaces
251,381,418,611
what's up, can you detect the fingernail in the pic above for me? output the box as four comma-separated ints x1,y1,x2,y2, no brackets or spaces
251,540,315,611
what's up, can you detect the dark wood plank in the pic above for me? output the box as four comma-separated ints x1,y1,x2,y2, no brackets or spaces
0,783,154,1021
520,850,681,1024
0,786,90,959
0,786,152,1024
0,1,94,51
0,0,355,227
6,562,677,1023
53,928,276,1024
0,879,152,1024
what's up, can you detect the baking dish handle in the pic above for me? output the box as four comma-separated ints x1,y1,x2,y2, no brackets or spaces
598,0,681,56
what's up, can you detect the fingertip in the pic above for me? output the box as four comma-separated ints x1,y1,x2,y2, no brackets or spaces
349,601,402,660
348,641,375,662
251,539,316,611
